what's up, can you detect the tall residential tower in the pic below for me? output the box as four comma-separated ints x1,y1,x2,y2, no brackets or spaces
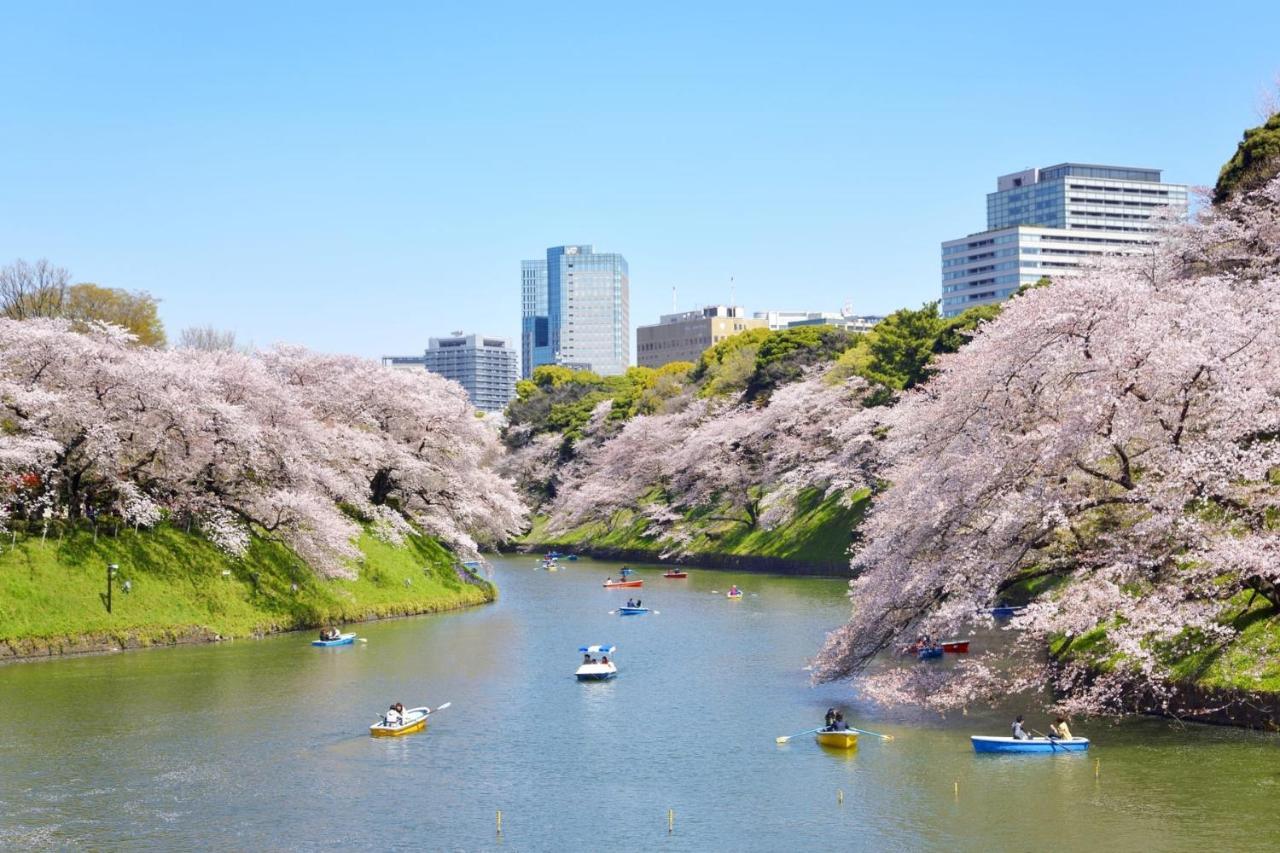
941,163,1188,317
520,245,629,377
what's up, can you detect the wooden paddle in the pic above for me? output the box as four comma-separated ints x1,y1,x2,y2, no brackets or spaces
775,727,824,744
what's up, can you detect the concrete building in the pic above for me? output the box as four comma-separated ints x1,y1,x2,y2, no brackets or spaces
753,309,884,334
636,305,765,368
382,333,518,413
942,163,1188,317
520,244,629,378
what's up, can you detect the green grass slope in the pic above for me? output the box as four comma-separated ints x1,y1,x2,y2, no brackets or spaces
524,487,869,569
0,524,493,652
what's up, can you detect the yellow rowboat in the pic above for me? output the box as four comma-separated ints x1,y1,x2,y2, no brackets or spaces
370,706,430,737
815,731,858,749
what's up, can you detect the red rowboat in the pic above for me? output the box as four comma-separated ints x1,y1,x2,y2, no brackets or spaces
603,580,643,588
662,571,688,579
941,640,970,653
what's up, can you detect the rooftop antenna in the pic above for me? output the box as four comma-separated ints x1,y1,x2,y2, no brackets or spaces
672,286,677,312
729,276,735,308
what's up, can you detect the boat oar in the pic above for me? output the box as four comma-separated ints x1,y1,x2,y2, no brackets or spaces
429,702,451,714
775,727,824,744
1031,728,1060,751
849,722,890,737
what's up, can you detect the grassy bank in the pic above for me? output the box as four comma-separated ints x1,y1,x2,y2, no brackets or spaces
523,488,869,572
0,524,493,657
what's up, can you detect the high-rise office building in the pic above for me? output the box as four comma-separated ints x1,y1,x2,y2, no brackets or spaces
941,163,1188,317
382,333,518,413
520,245,629,377
636,305,765,368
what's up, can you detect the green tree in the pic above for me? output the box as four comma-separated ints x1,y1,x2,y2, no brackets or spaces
746,325,859,399
65,283,166,346
1215,113,1280,204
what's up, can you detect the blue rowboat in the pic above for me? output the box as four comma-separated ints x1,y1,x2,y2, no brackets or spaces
917,646,944,660
618,607,650,616
971,736,1089,753
312,632,356,647
990,605,1026,618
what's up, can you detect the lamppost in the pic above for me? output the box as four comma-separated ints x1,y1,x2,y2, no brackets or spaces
106,563,118,613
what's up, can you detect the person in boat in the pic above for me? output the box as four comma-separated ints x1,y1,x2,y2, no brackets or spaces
601,655,609,665
824,708,837,731
385,704,402,726
583,652,592,664
605,577,613,585
832,713,849,732
318,626,339,641
626,598,635,607
1011,715,1030,740
1048,715,1073,739
635,599,641,607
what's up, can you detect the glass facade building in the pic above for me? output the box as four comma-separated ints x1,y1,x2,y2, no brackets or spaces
942,163,1188,316
520,245,629,377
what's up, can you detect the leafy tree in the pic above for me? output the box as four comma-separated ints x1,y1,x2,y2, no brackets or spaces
745,326,859,400
65,283,166,346
1215,113,1280,204
0,259,165,346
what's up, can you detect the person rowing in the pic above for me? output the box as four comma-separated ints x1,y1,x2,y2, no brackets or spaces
385,704,402,726
1048,715,1073,739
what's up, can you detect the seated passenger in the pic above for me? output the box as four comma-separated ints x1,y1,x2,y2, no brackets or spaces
601,655,609,665
825,708,837,731
584,653,592,664
833,713,849,732
385,704,402,726
1011,715,1030,740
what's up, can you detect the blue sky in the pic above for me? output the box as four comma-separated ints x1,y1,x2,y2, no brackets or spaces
2,1,1276,358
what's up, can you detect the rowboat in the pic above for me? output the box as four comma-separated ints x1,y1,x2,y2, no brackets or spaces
618,607,650,616
603,580,643,588
816,730,858,749
941,640,970,653
989,605,1026,619
312,632,357,647
662,570,688,579
576,645,618,681
917,646,943,660
369,706,430,737
970,736,1090,753
727,591,743,599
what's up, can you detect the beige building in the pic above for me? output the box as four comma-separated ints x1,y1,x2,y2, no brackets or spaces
636,305,765,368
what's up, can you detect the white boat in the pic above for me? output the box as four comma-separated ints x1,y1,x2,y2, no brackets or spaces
575,644,618,681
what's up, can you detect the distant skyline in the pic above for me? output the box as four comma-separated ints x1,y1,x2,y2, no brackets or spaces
2,1,1277,359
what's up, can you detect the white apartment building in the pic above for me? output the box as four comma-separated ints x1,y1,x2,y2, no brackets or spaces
941,163,1188,317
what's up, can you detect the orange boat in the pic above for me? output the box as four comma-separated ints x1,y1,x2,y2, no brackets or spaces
603,579,643,588
941,640,970,653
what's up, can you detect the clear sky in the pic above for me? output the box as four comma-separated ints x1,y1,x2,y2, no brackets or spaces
2,1,1276,359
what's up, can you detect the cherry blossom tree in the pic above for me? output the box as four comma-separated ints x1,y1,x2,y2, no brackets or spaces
814,175,1280,716
0,320,524,578
544,369,884,551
